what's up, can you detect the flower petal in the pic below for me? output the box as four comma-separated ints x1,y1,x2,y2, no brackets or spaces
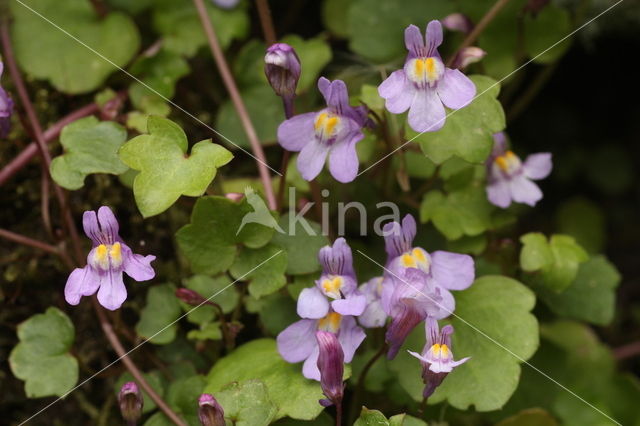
437,68,476,110
97,206,120,244
429,287,456,320
82,210,101,244
317,77,331,102
97,269,127,311
425,20,443,56
123,246,156,282
358,299,387,328
523,153,552,180
487,178,512,208
331,293,366,316
277,319,318,363
509,175,543,206
408,89,445,133
297,287,330,319
429,251,475,290
319,237,355,277
64,266,100,305
302,345,321,380
277,112,317,152
328,132,361,183
379,71,415,115
337,316,366,362
326,80,350,112
297,138,330,181
404,24,425,56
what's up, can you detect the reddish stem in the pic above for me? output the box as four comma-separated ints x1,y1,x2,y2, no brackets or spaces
0,227,60,255
192,0,277,210
256,0,277,45
614,341,640,361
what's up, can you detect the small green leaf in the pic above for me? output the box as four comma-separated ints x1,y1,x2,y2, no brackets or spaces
524,4,572,64
519,233,589,292
187,322,222,342
534,256,620,326
166,374,206,420
136,283,182,345
353,407,390,425
412,75,505,164
10,0,140,94
271,214,329,275
420,185,494,240
182,275,239,325
50,117,129,190
119,116,233,217
9,307,79,398
204,339,325,420
230,244,288,298
214,380,278,426
322,0,354,38
152,0,249,57
555,197,605,254
176,195,276,275
390,276,539,411
247,292,299,336
496,408,559,426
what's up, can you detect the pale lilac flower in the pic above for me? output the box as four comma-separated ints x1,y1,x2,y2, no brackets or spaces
277,311,366,380
378,21,476,133
441,13,474,34
277,77,369,183
408,317,470,398
118,382,143,426
316,331,344,407
451,47,487,70
486,133,552,208
357,277,387,328
265,43,301,99
198,394,225,426
0,62,14,138
64,206,156,311
297,238,366,318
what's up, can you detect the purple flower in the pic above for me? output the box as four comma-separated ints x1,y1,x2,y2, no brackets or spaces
380,214,474,358
378,21,476,133
277,311,366,380
277,77,369,183
118,382,143,426
264,43,301,98
198,394,225,426
316,331,345,407
64,206,156,311
408,317,470,399
357,277,387,328
0,62,14,138
297,238,366,318
486,133,552,208
451,47,487,70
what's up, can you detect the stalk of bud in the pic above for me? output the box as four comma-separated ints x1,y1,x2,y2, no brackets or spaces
118,382,143,426
198,394,225,426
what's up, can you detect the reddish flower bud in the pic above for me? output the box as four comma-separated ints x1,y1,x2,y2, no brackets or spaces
118,381,143,425
441,13,474,34
264,43,301,98
316,331,344,407
175,288,207,306
198,394,225,426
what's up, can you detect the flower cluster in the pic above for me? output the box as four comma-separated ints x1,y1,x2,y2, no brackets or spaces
278,214,473,402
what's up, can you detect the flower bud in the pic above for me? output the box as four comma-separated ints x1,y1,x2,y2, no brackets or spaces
316,331,344,407
0,62,14,138
175,288,207,306
118,382,143,425
441,13,474,34
264,43,301,98
198,394,225,426
451,47,487,70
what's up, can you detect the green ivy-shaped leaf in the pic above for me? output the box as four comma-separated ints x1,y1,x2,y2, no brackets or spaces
420,184,494,240
390,276,539,411
136,283,182,345
520,233,589,292
50,117,128,190
182,275,239,325
230,244,288,298
204,339,325,420
10,0,140,94
270,214,329,275
524,4,572,64
214,380,278,426
175,195,277,275
533,256,620,326
9,307,79,398
165,374,206,424
152,0,249,58
411,75,506,164
119,116,233,217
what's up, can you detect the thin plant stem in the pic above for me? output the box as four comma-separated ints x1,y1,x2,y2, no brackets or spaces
614,341,640,361
91,298,187,426
277,97,295,210
446,0,513,66
348,343,388,423
192,0,277,210
335,401,343,426
256,0,277,45
0,228,61,255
